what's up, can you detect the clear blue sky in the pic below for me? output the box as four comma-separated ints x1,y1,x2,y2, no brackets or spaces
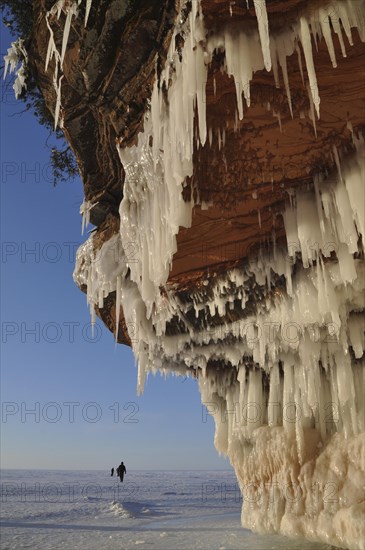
0,25,230,471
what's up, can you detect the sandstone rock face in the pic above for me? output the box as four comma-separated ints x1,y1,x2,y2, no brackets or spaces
32,0,364,547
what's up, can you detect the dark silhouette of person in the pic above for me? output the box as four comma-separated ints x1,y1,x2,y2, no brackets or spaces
111,467,114,476
118,461,126,482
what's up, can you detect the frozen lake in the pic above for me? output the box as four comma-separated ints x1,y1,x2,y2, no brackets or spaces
1,470,336,549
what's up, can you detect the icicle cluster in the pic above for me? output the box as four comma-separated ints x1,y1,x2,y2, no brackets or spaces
3,39,28,99
116,0,365,324
75,134,365,390
205,0,365,129
74,234,128,332
44,0,93,128
117,1,207,317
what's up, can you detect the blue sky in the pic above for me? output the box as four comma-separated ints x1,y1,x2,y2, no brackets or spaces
0,25,231,471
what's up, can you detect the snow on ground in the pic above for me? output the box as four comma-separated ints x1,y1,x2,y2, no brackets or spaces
1,470,336,549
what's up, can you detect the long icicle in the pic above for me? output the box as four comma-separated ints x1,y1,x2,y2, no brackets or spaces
254,0,272,71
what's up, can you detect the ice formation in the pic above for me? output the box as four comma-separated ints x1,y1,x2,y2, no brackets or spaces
116,0,365,322
72,0,365,548
3,39,28,99
79,199,96,235
44,0,93,127
75,131,365,549
1,1,362,544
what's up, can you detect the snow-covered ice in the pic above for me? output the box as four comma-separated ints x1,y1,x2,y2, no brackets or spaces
0,469,337,549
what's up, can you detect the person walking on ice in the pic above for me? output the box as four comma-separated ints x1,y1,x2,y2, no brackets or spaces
118,461,126,482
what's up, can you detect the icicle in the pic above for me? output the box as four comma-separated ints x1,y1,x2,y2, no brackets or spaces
254,0,271,72
307,84,317,139
270,41,280,88
332,145,343,182
299,17,320,118
273,110,282,132
115,275,121,342
319,8,337,68
85,0,92,26
60,7,74,67
54,74,64,129
45,25,56,73
337,2,353,45
91,304,96,338
234,109,239,132
277,41,293,117
295,43,305,86
80,199,96,235
347,120,354,139
137,350,148,395
331,15,347,58
196,47,207,146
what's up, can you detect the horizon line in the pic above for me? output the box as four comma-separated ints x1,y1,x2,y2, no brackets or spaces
0,467,233,472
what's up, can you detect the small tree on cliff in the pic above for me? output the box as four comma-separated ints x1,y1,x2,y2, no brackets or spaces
1,0,79,186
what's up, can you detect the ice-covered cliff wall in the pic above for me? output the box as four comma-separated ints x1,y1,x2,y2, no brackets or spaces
11,0,365,547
